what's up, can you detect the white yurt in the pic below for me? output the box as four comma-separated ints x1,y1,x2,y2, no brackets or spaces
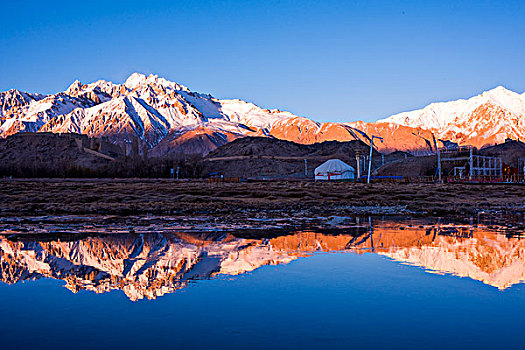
314,159,355,181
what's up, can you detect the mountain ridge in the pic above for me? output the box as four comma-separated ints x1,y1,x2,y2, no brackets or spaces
1,73,524,155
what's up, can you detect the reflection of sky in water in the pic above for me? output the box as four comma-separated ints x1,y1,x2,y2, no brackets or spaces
0,218,525,349
1,253,525,350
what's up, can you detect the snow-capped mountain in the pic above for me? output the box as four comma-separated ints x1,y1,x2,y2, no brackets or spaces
378,86,525,147
3,73,322,152
1,73,524,154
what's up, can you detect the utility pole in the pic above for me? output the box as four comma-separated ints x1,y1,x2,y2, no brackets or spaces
469,147,473,180
304,159,308,177
437,147,442,182
355,151,361,180
367,135,384,184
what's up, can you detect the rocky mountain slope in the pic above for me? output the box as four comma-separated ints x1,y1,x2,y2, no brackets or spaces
1,73,523,155
0,133,119,177
201,137,408,178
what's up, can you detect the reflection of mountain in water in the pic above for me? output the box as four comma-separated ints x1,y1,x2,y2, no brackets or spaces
375,227,525,290
0,232,304,301
0,223,524,300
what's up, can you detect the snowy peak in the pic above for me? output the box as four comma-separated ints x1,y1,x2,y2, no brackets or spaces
482,85,516,99
124,72,147,89
66,80,84,95
479,86,525,115
124,72,190,92
0,89,43,119
380,86,525,130
377,85,525,148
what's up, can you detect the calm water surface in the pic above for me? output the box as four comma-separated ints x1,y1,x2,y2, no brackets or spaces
0,216,524,349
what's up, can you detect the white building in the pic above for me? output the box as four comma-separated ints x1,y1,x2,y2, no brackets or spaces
314,159,355,181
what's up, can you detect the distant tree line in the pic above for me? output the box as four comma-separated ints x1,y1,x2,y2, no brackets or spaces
0,154,206,179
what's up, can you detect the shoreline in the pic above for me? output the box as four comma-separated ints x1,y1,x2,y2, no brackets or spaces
0,212,523,241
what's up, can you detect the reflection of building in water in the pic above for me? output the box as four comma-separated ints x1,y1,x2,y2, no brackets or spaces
0,223,524,300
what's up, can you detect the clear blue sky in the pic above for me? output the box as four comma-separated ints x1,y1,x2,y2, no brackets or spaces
1,0,524,123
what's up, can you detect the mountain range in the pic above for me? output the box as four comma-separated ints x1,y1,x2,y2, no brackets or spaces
1,73,524,155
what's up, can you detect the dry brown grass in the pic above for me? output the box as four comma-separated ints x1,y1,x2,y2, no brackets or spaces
0,179,524,217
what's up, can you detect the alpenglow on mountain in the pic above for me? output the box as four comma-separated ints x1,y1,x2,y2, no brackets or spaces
1,73,524,155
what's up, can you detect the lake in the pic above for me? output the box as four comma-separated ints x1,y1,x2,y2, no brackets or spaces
0,216,524,349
